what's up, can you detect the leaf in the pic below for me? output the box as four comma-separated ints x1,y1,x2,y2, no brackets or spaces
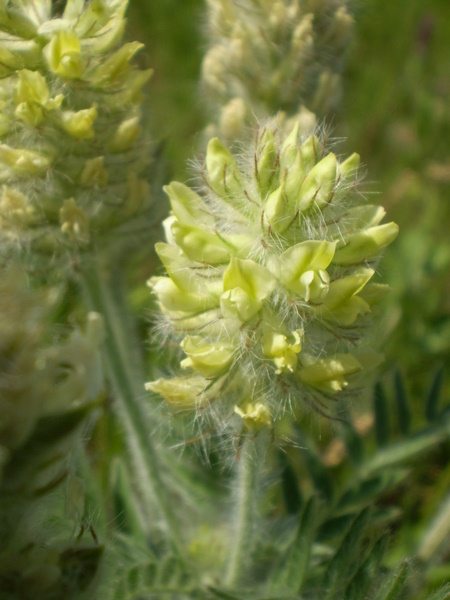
325,508,373,598
425,583,450,600
279,450,303,514
344,533,389,600
304,446,334,501
209,589,299,600
319,507,400,542
373,560,408,600
394,369,410,435
319,512,358,540
60,543,105,594
374,382,390,446
1,403,96,493
340,420,364,465
426,367,444,422
362,421,450,475
344,552,373,600
284,496,318,593
337,469,409,510
110,458,147,544
271,496,318,594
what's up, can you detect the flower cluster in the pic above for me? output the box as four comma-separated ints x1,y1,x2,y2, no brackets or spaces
202,0,353,140
0,0,151,255
147,118,398,431
0,266,104,496
0,264,104,598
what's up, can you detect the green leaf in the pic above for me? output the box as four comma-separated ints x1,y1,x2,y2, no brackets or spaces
344,553,373,600
340,420,364,465
426,367,444,422
208,589,243,600
325,508,373,599
338,469,409,510
394,370,410,435
370,533,390,568
209,589,299,600
319,507,399,542
319,512,358,540
110,458,148,544
304,446,334,501
362,421,450,475
279,451,303,514
374,382,390,446
345,533,389,600
60,543,105,594
373,560,408,600
284,496,318,593
273,496,318,594
425,583,450,600
1,403,96,493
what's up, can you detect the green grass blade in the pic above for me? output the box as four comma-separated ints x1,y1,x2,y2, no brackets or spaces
394,370,411,435
374,560,408,600
374,382,390,446
426,367,444,422
325,508,372,599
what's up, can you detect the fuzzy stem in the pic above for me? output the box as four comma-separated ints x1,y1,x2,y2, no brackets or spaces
224,436,258,587
81,258,186,561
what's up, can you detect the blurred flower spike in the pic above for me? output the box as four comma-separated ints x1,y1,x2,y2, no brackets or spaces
202,0,354,141
0,0,152,257
147,118,398,429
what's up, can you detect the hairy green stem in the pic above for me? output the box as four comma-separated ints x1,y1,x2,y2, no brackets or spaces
81,258,185,561
225,437,258,587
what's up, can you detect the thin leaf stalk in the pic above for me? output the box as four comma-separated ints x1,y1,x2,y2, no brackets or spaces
81,258,186,561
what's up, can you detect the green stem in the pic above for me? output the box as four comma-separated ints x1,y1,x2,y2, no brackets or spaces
81,258,185,561
224,436,258,588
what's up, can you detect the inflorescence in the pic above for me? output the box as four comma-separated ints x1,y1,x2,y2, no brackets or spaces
147,117,398,434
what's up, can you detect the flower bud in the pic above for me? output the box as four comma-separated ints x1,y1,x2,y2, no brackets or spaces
256,129,278,195
181,336,234,378
171,221,230,264
299,354,362,393
234,402,272,433
206,137,243,200
264,183,291,233
315,267,374,325
164,181,214,226
81,156,108,189
262,328,303,374
278,240,336,301
221,257,277,322
0,186,36,230
299,152,337,210
146,376,210,412
44,30,85,79
59,198,90,244
333,222,399,265
218,97,247,140
109,115,141,153
0,145,50,178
